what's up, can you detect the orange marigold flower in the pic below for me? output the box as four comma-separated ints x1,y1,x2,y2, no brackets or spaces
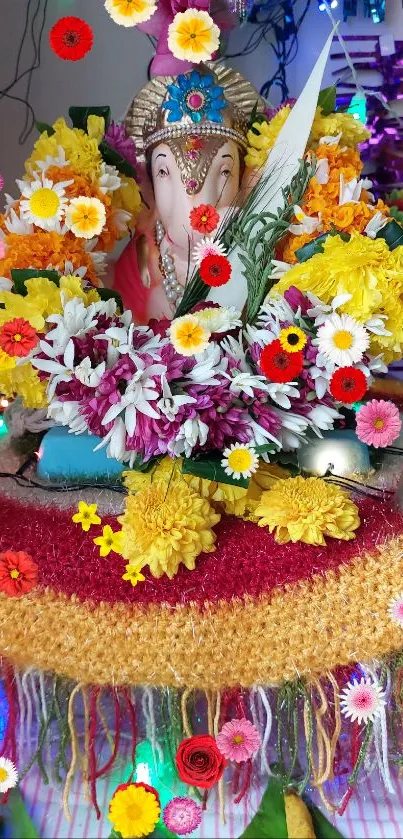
278,231,315,264
0,550,38,597
0,230,100,285
0,318,38,357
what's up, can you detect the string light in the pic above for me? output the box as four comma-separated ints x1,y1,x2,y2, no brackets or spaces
347,92,367,123
0,399,9,408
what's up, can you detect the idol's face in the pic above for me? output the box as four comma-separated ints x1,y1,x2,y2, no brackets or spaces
150,139,241,251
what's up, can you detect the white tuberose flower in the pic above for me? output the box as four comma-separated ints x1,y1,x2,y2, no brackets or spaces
340,677,386,725
317,312,369,366
289,205,321,236
0,757,18,793
221,443,258,480
364,211,388,240
157,376,196,421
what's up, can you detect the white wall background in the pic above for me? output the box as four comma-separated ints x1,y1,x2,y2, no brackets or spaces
0,0,402,195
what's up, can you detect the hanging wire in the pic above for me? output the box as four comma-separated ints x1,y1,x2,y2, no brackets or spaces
0,0,50,144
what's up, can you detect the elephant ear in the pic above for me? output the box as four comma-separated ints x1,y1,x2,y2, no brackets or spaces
208,28,336,311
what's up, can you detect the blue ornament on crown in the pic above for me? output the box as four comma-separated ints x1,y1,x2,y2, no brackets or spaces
162,70,227,124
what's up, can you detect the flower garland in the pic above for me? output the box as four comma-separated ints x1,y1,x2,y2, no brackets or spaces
0,110,141,286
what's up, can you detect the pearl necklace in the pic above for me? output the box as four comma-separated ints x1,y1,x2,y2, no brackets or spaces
155,220,184,308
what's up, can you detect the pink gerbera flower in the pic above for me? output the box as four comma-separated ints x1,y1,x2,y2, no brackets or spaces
355,399,401,448
340,676,385,725
163,797,202,836
389,593,403,628
216,718,261,762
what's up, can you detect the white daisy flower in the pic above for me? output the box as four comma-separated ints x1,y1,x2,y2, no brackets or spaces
221,443,259,480
317,312,369,366
289,205,322,236
0,757,18,793
389,593,403,627
19,175,72,231
339,174,362,206
364,212,388,240
340,677,386,725
192,237,227,267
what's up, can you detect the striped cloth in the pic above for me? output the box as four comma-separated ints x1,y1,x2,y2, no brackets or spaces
17,768,403,838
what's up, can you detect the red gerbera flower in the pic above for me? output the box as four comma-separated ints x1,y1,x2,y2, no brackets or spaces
199,254,232,287
260,339,303,383
190,204,220,234
49,16,94,62
0,551,38,598
0,318,38,357
329,366,368,404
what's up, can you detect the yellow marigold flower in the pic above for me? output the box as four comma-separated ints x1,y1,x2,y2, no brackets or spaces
94,525,124,557
72,501,101,532
0,291,46,331
255,475,360,545
245,107,291,168
26,118,103,181
0,349,16,372
123,457,177,494
168,9,220,63
119,481,220,579
122,563,146,587
310,108,370,149
108,783,160,839
86,115,105,144
273,232,403,359
112,176,142,226
0,363,47,409
170,314,210,356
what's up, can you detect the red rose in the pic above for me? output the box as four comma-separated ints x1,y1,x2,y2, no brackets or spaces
176,735,226,789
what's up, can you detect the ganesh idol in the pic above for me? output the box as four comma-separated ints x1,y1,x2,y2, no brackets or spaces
112,64,263,323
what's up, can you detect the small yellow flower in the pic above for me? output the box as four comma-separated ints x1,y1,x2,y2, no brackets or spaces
255,475,360,545
279,326,307,353
245,106,291,168
170,314,210,356
72,501,101,532
168,9,220,63
104,0,157,26
122,563,146,587
108,783,160,839
94,524,124,557
65,197,106,239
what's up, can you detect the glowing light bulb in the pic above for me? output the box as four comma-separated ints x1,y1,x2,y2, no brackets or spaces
0,398,8,408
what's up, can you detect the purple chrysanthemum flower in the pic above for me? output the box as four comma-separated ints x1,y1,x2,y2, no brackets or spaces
251,399,282,436
188,384,251,450
104,120,137,169
163,797,202,836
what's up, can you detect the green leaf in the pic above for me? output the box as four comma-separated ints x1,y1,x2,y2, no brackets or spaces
296,229,350,263
5,788,40,838
97,287,123,310
35,120,55,136
99,140,137,180
376,219,403,250
317,86,337,116
130,454,162,473
254,443,278,455
307,801,345,838
181,452,250,488
11,268,60,296
239,777,288,838
68,106,111,133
